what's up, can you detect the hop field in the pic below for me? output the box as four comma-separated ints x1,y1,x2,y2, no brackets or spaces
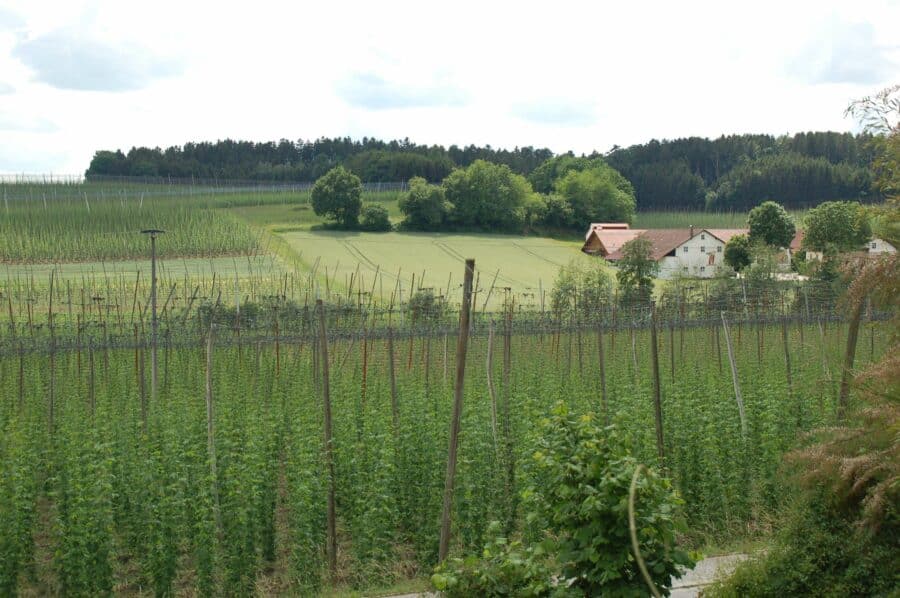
0,311,884,595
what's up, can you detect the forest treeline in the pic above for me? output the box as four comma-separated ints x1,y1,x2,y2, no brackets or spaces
86,131,878,210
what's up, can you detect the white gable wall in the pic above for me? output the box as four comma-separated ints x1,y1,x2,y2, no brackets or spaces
658,231,726,279
868,238,897,254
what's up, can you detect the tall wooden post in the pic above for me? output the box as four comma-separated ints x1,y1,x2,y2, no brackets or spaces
649,303,665,465
317,300,337,577
439,259,475,563
837,298,864,422
597,324,609,424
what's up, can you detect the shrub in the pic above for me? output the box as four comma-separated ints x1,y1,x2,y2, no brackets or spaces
360,204,391,231
398,177,450,230
433,403,694,597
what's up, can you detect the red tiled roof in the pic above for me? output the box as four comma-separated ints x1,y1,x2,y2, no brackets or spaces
607,229,692,261
790,229,804,251
582,229,644,255
585,222,631,239
705,229,748,244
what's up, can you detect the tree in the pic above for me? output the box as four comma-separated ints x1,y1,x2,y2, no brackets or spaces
398,177,450,230
748,200,796,247
310,166,363,227
803,201,872,252
549,258,614,318
442,160,534,231
553,165,636,227
359,204,391,231
724,234,752,272
616,238,657,305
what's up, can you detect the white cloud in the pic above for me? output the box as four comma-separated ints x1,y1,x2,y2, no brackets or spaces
13,28,182,91
0,0,897,173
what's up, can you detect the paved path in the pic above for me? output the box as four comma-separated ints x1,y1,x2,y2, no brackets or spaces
385,553,747,597
670,553,748,597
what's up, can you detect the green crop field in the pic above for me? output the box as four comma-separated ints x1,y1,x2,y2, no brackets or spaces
278,231,587,307
0,314,886,596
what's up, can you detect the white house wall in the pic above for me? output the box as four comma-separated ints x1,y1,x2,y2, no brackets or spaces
869,238,897,254
658,231,726,279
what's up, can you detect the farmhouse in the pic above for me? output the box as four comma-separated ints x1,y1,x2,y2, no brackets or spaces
583,223,748,279
802,234,896,262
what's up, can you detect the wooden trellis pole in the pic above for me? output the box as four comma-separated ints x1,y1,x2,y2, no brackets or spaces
317,299,337,577
721,312,747,439
649,303,665,465
439,258,475,563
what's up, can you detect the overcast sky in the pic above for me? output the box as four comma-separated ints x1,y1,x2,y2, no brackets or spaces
0,0,897,174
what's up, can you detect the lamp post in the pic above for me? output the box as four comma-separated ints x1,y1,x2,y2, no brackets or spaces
141,229,165,403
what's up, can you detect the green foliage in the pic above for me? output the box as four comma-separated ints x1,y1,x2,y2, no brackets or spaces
549,258,614,318
707,153,871,210
407,288,446,322
526,403,694,596
748,201,796,247
528,154,604,194
443,160,534,231
803,200,872,252
529,194,569,229
553,165,636,227
724,234,752,272
0,194,260,263
432,522,565,597
398,177,450,230
311,166,363,227
709,493,899,597
0,425,38,597
360,203,392,232
433,405,694,597
616,238,657,305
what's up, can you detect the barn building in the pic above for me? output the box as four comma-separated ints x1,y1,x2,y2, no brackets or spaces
582,223,748,279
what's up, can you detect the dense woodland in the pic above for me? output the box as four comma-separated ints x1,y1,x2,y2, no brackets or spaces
86,131,877,210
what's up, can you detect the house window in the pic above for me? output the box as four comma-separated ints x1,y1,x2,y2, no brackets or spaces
701,234,705,240
682,266,688,272
717,246,722,253
700,266,706,273
871,242,877,249
683,246,688,253
700,246,705,253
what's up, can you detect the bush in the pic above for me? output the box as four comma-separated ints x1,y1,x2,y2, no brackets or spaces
709,493,899,597
549,258,614,318
407,289,445,322
359,204,391,231
433,403,694,597
398,176,450,230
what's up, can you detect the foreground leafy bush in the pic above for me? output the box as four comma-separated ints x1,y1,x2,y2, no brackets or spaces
433,403,694,597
